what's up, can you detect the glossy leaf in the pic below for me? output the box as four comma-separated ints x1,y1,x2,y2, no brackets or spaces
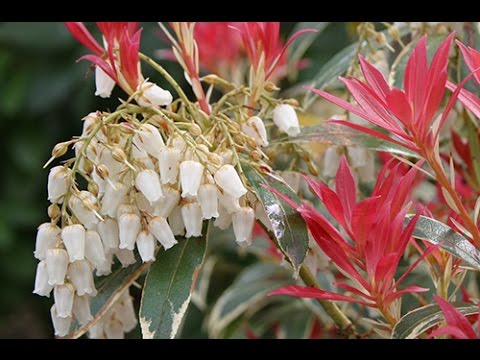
406,214,480,270
269,122,419,158
392,302,478,339
207,263,291,338
139,223,209,339
67,254,148,339
242,163,309,271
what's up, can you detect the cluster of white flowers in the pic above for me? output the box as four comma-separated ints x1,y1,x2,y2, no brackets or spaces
33,101,301,337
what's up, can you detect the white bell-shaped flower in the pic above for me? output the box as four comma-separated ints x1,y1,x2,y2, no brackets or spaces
61,224,86,262
180,160,204,198
149,216,177,250
85,230,107,268
116,291,138,332
232,207,255,246
213,203,232,230
280,171,301,193
50,305,72,337
67,260,96,296
168,206,185,236
114,248,137,268
214,165,247,199
96,250,114,277
46,248,69,286
68,191,99,230
54,283,75,318
136,230,156,262
136,81,173,107
153,186,180,217
100,181,129,217
34,223,60,260
217,189,241,214
272,104,300,137
97,218,119,250
116,204,139,220
135,191,155,213
323,146,341,178
72,295,93,326
94,66,115,98
33,261,53,297
181,202,203,238
88,320,105,339
198,184,219,219
158,148,182,185
135,169,164,204
104,319,124,339
132,123,165,158
241,116,269,146
118,213,141,251
48,166,71,203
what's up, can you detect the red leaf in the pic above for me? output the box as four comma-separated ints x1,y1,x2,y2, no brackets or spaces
358,54,391,100
434,295,478,339
335,156,356,223
65,22,104,55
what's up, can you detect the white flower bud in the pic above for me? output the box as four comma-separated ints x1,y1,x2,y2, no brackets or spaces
114,248,136,268
153,186,180,217
48,166,71,204
97,218,119,251
198,184,219,219
85,230,107,268
72,295,93,326
81,112,99,136
168,206,185,236
158,148,182,185
54,283,75,318
181,202,203,238
68,191,99,230
149,216,177,250
136,81,173,107
136,230,156,262
214,203,232,230
116,204,139,219
33,261,53,297
34,223,60,260
272,104,300,137
116,299,137,332
95,66,115,98
232,207,255,246
104,319,124,339
50,305,72,337
88,321,105,339
180,160,204,198
348,147,367,169
96,250,114,277
214,165,247,199
61,224,86,262
132,123,165,158
323,146,341,178
118,213,141,251
135,169,164,204
217,189,241,214
241,116,269,146
67,260,96,296
171,135,187,152
100,181,129,217
46,248,69,286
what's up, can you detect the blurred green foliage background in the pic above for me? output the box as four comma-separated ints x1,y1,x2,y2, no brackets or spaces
0,22,352,338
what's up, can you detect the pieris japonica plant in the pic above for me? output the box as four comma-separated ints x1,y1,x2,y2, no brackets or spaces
34,22,480,339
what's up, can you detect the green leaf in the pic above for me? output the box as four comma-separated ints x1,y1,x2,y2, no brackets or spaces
406,215,480,270
269,123,419,158
139,223,209,339
392,302,478,339
242,163,309,271
207,263,291,338
287,22,329,80
67,254,149,339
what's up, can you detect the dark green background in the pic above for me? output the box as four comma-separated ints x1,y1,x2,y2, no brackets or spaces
0,22,351,338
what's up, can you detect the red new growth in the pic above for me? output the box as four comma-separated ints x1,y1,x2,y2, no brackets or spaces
307,33,455,153
267,156,431,324
65,22,142,94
